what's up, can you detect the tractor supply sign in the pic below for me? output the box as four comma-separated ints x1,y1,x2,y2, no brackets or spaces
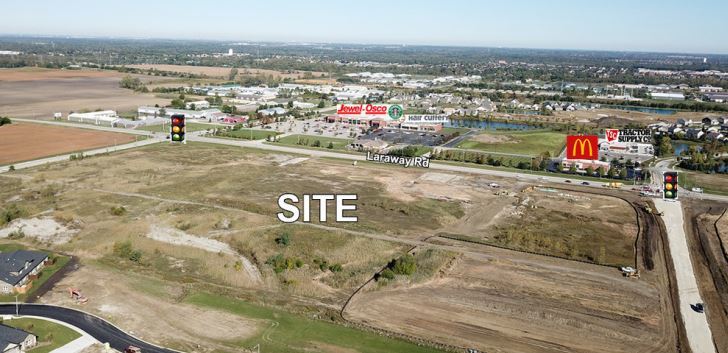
366,152,430,168
403,115,449,124
336,104,404,120
566,135,599,160
605,129,651,143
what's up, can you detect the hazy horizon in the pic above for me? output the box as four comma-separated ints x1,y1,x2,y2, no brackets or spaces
2,0,728,55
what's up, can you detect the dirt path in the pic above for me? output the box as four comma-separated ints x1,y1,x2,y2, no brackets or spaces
147,223,262,284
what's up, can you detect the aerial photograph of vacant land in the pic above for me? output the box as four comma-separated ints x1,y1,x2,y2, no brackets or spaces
0,2,727,353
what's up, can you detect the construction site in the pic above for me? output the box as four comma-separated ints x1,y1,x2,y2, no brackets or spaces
0,141,703,353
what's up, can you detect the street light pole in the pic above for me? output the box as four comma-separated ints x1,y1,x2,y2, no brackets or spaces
15,294,19,316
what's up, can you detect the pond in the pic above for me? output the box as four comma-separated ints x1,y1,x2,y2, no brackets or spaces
673,142,702,156
603,105,677,115
445,120,536,130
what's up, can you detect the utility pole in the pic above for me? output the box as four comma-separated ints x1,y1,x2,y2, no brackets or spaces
15,294,19,316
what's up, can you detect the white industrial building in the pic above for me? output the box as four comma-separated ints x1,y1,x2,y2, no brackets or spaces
292,101,316,109
185,100,211,110
137,106,225,120
67,110,119,125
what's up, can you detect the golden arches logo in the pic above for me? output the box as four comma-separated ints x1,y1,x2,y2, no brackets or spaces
572,138,594,157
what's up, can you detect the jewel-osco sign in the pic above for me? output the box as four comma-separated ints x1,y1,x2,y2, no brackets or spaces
566,135,598,160
336,104,404,120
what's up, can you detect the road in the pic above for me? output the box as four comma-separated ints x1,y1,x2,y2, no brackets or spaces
653,199,717,353
0,137,163,173
0,304,179,353
440,129,476,148
7,118,728,203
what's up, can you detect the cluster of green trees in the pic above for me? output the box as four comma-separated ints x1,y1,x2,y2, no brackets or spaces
431,149,552,170
0,117,11,126
378,254,417,281
119,75,148,92
113,240,143,263
678,143,728,173
294,138,334,149
388,145,422,157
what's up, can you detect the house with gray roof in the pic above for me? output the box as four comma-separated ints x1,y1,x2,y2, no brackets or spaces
0,251,49,294
0,324,36,353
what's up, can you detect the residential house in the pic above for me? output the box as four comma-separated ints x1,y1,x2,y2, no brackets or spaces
0,251,49,294
0,324,36,353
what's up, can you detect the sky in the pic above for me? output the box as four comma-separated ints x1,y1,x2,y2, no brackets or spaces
2,0,727,54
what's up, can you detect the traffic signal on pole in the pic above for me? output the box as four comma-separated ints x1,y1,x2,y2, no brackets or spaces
170,114,185,143
663,171,678,200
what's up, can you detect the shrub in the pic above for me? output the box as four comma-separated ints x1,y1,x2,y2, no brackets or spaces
329,263,343,272
112,240,142,263
380,268,395,280
1,204,25,225
391,254,417,276
275,232,291,246
8,165,14,171
109,206,127,216
326,142,334,149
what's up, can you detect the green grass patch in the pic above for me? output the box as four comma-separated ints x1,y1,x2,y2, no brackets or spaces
137,122,222,133
677,168,728,196
456,130,566,156
186,292,444,353
215,128,281,140
3,318,81,353
275,134,353,150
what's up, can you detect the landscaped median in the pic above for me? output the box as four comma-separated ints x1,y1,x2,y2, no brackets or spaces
213,128,281,140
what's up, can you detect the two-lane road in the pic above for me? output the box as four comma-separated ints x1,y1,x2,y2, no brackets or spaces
0,304,179,353
654,200,717,353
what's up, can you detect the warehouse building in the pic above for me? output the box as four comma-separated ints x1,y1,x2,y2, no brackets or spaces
67,110,119,125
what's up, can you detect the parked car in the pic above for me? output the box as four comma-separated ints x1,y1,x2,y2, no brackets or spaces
564,180,572,183
581,181,590,185
691,303,705,313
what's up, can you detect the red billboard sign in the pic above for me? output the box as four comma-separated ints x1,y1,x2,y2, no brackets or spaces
605,129,619,143
566,135,599,160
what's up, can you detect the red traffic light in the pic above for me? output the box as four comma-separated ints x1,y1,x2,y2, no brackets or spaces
665,175,673,182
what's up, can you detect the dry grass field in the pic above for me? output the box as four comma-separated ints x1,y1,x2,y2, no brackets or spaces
0,141,671,352
0,68,166,118
0,123,136,165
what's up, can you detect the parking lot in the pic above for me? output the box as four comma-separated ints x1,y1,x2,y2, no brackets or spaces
358,128,446,146
255,117,361,139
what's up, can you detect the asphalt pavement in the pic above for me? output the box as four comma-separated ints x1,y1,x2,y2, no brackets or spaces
0,304,179,353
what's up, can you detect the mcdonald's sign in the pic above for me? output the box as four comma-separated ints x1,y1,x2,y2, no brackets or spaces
566,135,599,160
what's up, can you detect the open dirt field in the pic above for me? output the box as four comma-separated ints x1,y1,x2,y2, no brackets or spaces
38,265,263,353
470,133,516,144
0,68,166,118
127,64,325,80
346,247,676,353
0,123,136,165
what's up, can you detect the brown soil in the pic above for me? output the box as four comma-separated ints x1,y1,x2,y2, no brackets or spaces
470,133,516,144
38,265,262,353
346,245,676,353
0,123,136,164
